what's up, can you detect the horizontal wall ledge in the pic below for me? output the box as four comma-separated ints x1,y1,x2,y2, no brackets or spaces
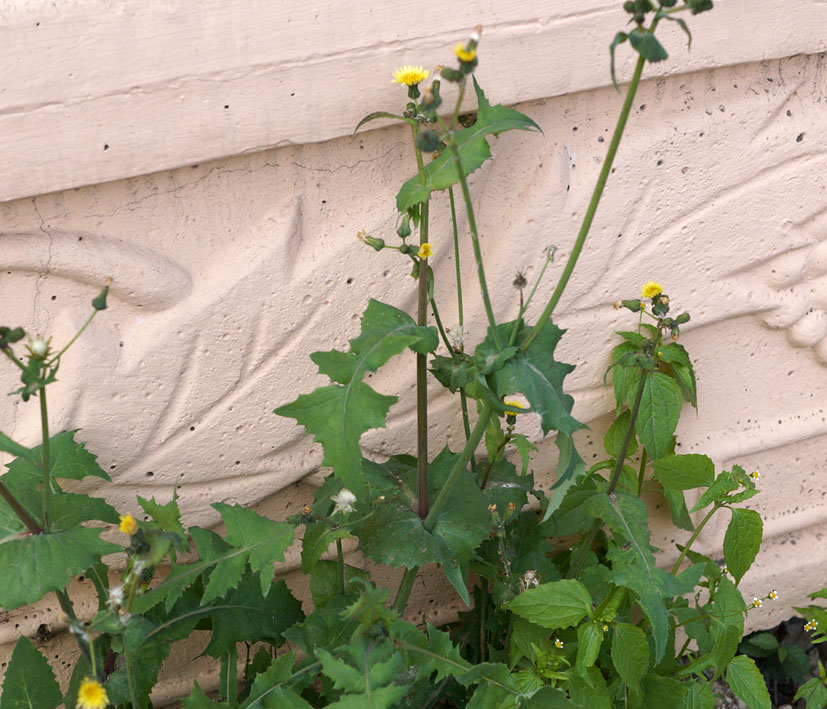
1,0,825,202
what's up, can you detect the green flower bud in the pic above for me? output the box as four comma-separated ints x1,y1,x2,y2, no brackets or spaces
397,217,412,239
675,312,690,324
440,67,463,82
416,129,442,153
92,285,109,311
652,294,670,316
686,0,713,14
364,236,385,251
660,0,678,6
614,299,644,312
671,326,680,341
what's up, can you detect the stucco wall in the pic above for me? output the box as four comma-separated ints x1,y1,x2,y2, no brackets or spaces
1,0,827,702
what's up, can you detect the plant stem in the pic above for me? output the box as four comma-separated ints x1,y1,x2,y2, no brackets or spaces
393,404,494,613
39,385,51,531
336,538,345,594
126,648,141,707
48,309,98,365
448,138,502,349
607,372,647,497
0,347,26,371
670,503,720,575
522,50,651,352
567,519,601,579
430,298,455,357
636,449,649,497
411,123,430,520
449,187,465,332
56,589,95,674
0,480,41,534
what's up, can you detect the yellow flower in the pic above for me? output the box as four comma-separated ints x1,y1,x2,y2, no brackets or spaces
118,513,138,536
418,242,433,259
554,638,564,649
454,44,477,62
77,677,109,709
641,281,663,299
768,590,778,600
602,624,609,632
504,399,526,416
391,65,429,86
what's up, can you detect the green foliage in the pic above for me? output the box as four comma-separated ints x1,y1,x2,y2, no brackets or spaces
0,636,62,709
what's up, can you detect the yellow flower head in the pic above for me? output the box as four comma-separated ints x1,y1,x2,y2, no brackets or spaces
454,44,477,63
554,638,564,649
641,281,663,299
77,677,109,709
392,65,429,87
602,624,609,632
768,590,778,600
118,513,138,536
504,399,526,416
418,242,433,259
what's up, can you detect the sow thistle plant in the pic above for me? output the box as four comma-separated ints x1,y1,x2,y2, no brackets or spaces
0,0,790,707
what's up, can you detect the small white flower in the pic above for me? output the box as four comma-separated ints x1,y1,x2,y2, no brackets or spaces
108,586,124,609
30,337,48,358
331,488,357,515
554,639,564,649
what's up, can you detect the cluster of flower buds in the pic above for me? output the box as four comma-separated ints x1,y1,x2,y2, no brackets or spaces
440,26,481,82
0,325,25,351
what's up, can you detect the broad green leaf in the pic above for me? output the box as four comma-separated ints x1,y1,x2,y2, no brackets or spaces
604,410,638,460
691,470,740,511
611,623,649,692
566,666,612,709
659,342,697,407
636,372,682,460
0,636,62,709
628,27,668,63
0,527,118,608
610,342,643,413
708,577,746,678
794,676,827,707
5,430,110,482
512,434,538,474
662,485,694,531
214,503,295,597
505,579,592,628
478,459,532,513
309,560,370,608
275,300,437,495
641,674,687,707
429,354,476,393
722,508,763,585
241,652,312,708
395,78,541,212
726,655,771,709
653,454,714,490
49,491,119,529
739,632,778,657
391,619,468,684
809,587,827,600
609,31,629,89
576,623,602,669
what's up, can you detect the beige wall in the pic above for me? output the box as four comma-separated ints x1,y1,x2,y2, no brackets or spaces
1,0,827,702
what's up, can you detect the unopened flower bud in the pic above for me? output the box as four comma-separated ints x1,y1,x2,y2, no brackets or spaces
30,338,48,358
675,312,690,324
364,236,385,251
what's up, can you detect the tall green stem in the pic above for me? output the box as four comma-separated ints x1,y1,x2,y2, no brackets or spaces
523,46,653,352
336,538,346,594
0,480,40,534
636,449,649,497
670,503,720,575
448,139,502,348
607,372,647,497
39,386,51,531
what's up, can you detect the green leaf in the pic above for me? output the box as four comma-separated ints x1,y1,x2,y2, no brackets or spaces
636,372,682,460
49,491,119,529
662,486,694,532
505,579,592,628
604,410,638,460
611,623,649,693
708,577,746,678
678,682,717,709
429,355,476,393
0,527,119,607
740,632,778,657
309,560,370,608
794,676,827,707
726,655,771,709
6,430,111,482
653,454,714,490
301,521,354,574
395,78,541,212
354,111,412,133
183,680,232,708
722,508,763,585
0,432,38,465
628,28,669,63
391,619,468,685
0,636,62,709
609,31,629,90
241,652,312,708
137,494,186,541
566,665,612,709
691,470,740,512
641,674,688,707
275,300,437,495
576,623,602,669
316,635,408,708
213,503,295,597
610,342,643,413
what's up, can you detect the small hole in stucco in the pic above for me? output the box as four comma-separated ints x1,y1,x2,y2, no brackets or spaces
51,295,56,301
224,105,229,109
235,461,241,465
103,144,109,150
786,109,792,117
146,471,154,478
346,277,354,284
657,160,663,166
639,104,646,111
190,426,195,431
796,133,805,143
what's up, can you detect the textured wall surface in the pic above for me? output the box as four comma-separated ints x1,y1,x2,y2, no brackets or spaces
1,0,827,702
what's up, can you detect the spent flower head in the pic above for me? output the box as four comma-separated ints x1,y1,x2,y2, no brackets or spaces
29,336,49,359
331,488,357,515
76,677,109,709
641,281,663,299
